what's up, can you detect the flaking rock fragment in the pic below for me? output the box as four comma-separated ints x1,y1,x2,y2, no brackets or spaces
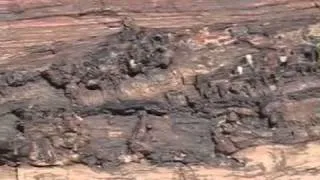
227,111,239,123
5,71,30,87
84,135,126,167
129,112,152,155
228,26,248,38
28,138,58,166
100,100,167,116
268,112,281,128
0,114,19,151
220,123,234,134
81,61,103,82
247,24,267,35
217,82,230,98
153,47,173,69
78,115,138,167
272,127,310,144
80,155,98,167
41,63,73,88
212,130,238,155
130,114,215,164
229,83,243,95
127,59,143,76
145,104,168,116
165,91,188,107
119,28,173,76
302,44,319,62
85,79,100,90
61,132,78,149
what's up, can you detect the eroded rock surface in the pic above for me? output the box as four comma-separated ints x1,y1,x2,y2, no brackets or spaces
1,19,320,177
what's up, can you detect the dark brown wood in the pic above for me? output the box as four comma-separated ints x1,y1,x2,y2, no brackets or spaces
0,0,319,69
1,1,320,179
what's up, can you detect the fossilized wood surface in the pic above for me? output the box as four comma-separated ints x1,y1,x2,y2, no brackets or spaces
1,0,320,179
1,0,319,69
0,140,319,179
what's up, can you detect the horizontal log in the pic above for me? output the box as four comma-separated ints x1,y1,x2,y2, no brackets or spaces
1,0,320,179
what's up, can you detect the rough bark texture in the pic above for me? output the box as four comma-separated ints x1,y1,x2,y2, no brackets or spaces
1,0,320,179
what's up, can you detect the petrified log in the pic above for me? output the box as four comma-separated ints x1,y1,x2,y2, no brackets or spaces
1,0,320,179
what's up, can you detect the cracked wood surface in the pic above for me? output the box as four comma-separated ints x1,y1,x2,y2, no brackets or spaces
1,0,320,179
0,140,317,180
1,0,319,104
1,0,319,69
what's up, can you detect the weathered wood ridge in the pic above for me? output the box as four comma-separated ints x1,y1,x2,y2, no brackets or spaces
1,0,320,179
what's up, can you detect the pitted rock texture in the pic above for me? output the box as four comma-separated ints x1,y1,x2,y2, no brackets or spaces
1,24,320,171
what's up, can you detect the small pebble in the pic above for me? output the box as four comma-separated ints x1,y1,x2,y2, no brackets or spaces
86,79,100,90
118,155,132,163
269,85,277,91
237,66,243,75
245,54,253,66
118,154,140,163
129,59,137,68
74,114,84,121
279,56,288,63
70,154,80,162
